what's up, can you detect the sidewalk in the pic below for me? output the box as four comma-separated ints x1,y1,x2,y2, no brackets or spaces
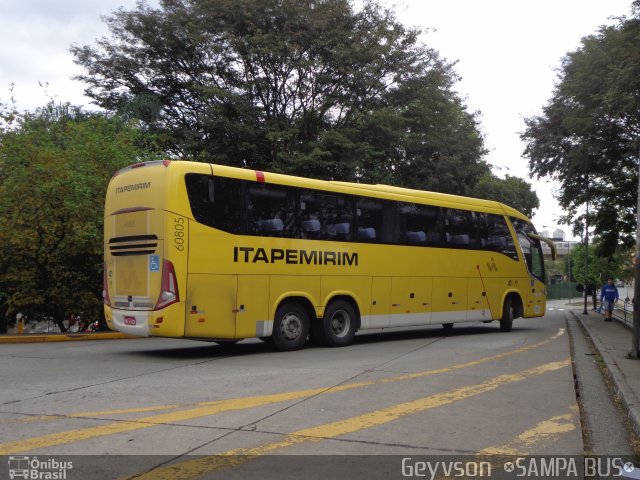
569,302,640,438
0,331,135,343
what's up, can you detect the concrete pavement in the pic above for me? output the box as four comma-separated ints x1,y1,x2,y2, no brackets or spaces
569,301,640,440
2,299,639,442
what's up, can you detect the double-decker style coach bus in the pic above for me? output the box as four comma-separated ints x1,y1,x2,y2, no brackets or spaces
103,160,555,351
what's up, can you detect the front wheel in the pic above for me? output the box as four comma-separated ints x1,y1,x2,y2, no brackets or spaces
272,302,310,351
500,298,514,332
318,300,358,347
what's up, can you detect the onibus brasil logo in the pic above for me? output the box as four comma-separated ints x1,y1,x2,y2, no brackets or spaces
8,456,73,479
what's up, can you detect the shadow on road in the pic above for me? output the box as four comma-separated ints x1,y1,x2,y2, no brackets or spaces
126,322,538,359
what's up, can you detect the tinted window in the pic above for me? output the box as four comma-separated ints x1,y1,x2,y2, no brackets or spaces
300,190,353,241
443,209,477,248
401,203,443,246
510,218,536,235
479,214,518,260
517,232,544,278
185,174,243,234
511,217,544,278
246,183,298,238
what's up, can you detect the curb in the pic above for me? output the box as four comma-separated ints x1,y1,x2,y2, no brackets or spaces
0,332,137,344
570,310,640,438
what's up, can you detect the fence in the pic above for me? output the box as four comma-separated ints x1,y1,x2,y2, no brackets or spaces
613,300,634,328
546,282,580,300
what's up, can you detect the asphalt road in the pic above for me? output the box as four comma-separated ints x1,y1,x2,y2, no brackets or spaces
0,307,593,478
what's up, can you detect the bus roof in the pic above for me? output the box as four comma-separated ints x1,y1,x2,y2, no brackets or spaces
126,160,530,221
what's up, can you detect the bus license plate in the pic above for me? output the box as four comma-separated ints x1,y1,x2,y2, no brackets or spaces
124,316,137,326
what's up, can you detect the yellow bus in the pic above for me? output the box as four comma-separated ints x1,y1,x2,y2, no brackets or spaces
103,160,555,351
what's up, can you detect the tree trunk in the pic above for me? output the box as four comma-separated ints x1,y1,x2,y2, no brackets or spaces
53,313,68,333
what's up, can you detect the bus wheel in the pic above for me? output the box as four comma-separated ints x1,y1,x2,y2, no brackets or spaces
272,302,310,351
320,300,357,347
500,298,514,332
442,323,453,331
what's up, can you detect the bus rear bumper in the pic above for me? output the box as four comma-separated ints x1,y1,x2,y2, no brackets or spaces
108,309,151,337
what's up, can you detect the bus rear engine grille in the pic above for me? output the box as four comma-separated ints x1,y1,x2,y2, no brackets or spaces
109,235,158,256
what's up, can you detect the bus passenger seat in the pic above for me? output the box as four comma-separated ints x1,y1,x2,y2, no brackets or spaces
487,236,507,247
405,231,426,243
425,232,440,244
450,234,470,245
261,218,284,232
358,227,376,241
327,222,350,238
302,219,321,234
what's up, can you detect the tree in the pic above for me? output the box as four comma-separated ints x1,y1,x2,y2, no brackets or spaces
0,102,160,331
520,3,640,356
521,9,640,256
71,0,488,194
470,174,539,217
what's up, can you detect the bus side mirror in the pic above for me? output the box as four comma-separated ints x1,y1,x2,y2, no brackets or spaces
576,284,584,293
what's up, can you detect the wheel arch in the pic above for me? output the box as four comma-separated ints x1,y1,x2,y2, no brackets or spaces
501,291,524,319
272,294,318,324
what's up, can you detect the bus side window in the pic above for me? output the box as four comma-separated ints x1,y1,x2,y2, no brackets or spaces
486,215,518,260
355,197,382,243
211,177,244,234
444,208,475,248
301,190,353,241
185,174,243,234
401,203,442,246
246,183,298,238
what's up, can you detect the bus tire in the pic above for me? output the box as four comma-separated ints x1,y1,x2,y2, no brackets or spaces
442,323,453,331
272,302,310,351
500,298,514,332
319,300,357,347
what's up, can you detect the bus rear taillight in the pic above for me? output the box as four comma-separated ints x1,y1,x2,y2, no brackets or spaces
102,263,111,307
156,260,179,310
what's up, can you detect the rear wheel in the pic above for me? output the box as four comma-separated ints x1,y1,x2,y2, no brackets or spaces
500,298,514,332
442,323,454,331
318,300,357,347
272,302,310,351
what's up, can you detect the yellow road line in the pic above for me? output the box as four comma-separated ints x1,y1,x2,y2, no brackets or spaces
478,405,578,455
426,406,580,480
128,359,571,480
1,405,182,425
0,387,336,455
0,329,565,454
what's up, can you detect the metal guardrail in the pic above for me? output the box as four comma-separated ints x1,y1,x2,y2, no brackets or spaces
613,300,633,328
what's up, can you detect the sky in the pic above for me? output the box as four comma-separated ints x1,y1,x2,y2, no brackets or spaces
0,0,634,240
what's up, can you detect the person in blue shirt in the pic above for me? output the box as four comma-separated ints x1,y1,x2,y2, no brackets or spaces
600,277,620,322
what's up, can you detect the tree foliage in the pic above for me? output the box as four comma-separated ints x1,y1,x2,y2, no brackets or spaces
72,0,488,194
470,174,539,217
568,243,632,286
521,6,640,256
0,102,160,329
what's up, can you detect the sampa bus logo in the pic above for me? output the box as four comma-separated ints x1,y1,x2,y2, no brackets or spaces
8,456,73,479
